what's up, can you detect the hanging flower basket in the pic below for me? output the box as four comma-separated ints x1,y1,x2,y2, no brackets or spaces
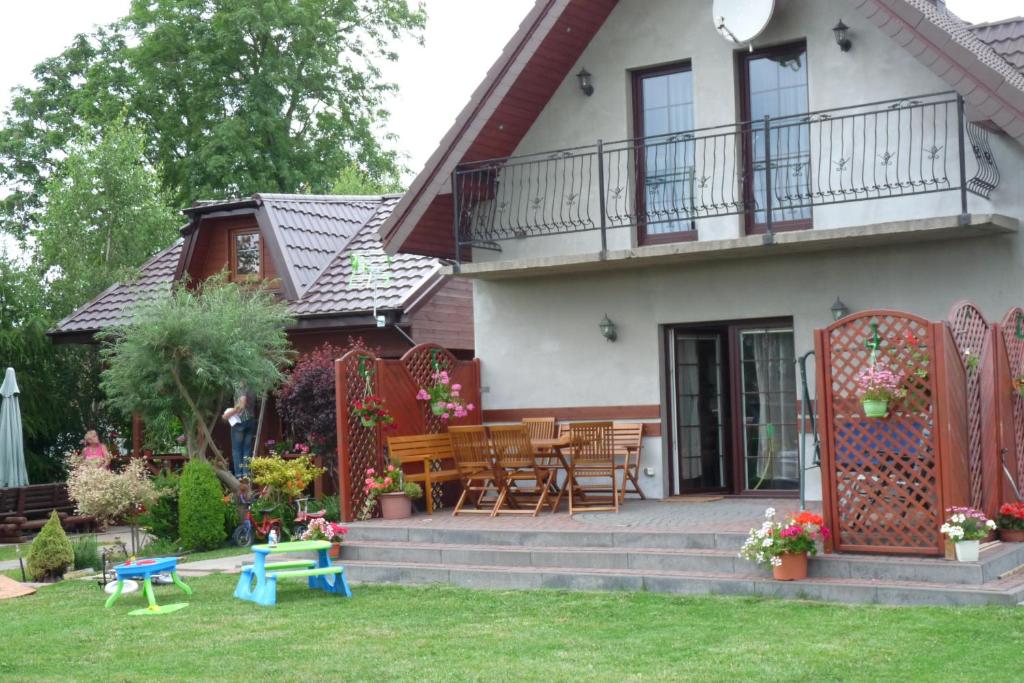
861,398,889,419
352,395,396,431
416,369,475,422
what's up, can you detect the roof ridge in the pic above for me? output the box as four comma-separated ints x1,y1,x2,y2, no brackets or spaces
255,193,385,202
970,17,1024,31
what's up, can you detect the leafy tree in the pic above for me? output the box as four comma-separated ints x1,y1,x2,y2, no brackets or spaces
36,118,180,316
330,163,403,196
0,0,425,237
100,275,294,490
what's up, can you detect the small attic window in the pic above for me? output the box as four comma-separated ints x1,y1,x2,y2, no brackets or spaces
231,229,261,281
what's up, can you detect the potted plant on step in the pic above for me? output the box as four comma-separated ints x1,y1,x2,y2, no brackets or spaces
360,463,423,520
740,508,830,581
300,517,348,559
855,360,904,418
996,502,1024,543
940,506,996,561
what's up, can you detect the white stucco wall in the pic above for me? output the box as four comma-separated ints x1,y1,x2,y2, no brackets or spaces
467,0,1023,263
466,0,1024,501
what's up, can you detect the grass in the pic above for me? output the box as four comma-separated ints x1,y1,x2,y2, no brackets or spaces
3,574,1024,682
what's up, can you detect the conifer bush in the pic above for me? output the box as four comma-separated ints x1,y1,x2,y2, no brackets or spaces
178,459,227,551
26,511,74,581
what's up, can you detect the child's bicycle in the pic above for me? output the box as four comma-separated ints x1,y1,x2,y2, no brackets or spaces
231,478,283,547
292,497,327,539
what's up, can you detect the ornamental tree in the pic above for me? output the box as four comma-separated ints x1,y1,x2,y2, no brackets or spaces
100,275,294,491
65,456,158,526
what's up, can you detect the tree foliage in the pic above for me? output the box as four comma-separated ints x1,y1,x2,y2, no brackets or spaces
100,275,294,489
36,118,180,316
26,511,74,581
0,0,425,237
178,458,227,551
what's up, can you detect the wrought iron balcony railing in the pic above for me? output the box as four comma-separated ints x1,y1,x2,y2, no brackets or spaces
452,92,999,259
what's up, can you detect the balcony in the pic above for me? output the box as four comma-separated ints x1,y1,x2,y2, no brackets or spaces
451,92,1003,273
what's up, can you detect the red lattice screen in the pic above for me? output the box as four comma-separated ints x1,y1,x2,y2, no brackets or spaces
815,311,969,556
335,344,481,521
1000,308,1024,495
947,302,989,511
335,349,384,522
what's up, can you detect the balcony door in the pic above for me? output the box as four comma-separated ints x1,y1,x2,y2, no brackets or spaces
740,42,812,234
633,63,695,244
668,322,799,495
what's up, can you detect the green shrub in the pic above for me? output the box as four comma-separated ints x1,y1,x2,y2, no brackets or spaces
139,538,180,557
178,459,227,551
314,496,340,522
26,511,74,581
223,498,240,537
71,534,101,570
138,471,180,542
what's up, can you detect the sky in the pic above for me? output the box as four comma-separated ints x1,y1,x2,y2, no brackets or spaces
0,0,1021,178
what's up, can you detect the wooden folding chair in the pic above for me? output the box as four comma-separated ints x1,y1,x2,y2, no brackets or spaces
613,423,647,502
489,424,555,516
522,417,556,440
448,426,501,516
566,421,619,515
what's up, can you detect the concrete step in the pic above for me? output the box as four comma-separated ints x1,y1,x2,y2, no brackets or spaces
340,558,1024,607
340,539,1024,586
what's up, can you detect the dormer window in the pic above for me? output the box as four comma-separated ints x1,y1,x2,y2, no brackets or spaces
231,229,261,281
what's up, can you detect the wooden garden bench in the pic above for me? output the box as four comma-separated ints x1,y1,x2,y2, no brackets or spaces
0,484,97,541
386,433,461,514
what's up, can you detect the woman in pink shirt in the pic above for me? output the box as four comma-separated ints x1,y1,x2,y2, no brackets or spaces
81,430,111,465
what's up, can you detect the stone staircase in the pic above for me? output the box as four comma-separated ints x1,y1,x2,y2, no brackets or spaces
338,523,1024,606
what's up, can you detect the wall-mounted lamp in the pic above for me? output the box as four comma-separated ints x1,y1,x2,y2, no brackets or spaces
831,297,850,321
576,68,594,96
599,314,617,342
832,20,852,52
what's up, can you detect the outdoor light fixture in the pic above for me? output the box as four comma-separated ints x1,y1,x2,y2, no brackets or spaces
833,20,852,52
599,314,617,342
831,297,850,321
576,68,594,96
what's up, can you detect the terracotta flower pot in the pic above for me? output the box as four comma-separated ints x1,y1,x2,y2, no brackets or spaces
379,492,413,520
999,528,1024,543
772,552,808,581
329,541,342,559
861,398,889,418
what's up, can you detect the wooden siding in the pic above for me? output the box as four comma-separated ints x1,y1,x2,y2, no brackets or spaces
409,277,474,351
186,214,280,284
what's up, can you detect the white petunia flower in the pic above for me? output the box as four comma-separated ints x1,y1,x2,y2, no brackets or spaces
986,519,997,529
770,556,783,567
762,538,773,547
765,507,776,519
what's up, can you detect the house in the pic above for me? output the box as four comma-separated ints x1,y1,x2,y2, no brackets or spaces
49,193,474,452
378,0,1024,502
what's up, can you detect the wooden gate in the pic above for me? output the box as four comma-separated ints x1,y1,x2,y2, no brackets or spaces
815,311,969,555
335,343,481,522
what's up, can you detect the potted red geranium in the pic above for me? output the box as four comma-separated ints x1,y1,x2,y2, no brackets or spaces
351,395,396,430
300,517,348,558
740,508,830,581
359,463,423,520
996,502,1024,543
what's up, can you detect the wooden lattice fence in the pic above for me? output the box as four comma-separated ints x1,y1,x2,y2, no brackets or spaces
1000,307,1024,497
815,311,969,556
335,344,481,522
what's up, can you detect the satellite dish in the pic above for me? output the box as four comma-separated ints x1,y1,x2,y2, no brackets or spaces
713,0,776,46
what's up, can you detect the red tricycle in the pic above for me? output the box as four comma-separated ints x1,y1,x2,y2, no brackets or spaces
292,497,327,539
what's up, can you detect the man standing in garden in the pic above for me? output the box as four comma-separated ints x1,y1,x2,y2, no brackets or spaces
224,383,257,476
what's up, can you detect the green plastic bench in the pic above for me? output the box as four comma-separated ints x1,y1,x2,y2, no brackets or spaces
267,567,344,579
240,560,316,572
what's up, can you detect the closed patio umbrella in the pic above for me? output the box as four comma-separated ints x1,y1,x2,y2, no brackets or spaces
0,367,28,487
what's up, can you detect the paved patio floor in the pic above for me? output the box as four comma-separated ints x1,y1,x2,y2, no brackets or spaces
351,497,820,533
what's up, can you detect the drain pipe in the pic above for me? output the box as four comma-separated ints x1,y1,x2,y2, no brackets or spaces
391,323,416,348
797,350,821,511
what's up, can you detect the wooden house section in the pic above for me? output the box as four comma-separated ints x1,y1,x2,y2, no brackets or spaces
181,214,281,287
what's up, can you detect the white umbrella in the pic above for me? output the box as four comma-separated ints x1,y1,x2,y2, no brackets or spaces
0,367,28,487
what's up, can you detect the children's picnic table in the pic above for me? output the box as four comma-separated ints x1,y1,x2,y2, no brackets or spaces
105,556,192,615
233,540,352,606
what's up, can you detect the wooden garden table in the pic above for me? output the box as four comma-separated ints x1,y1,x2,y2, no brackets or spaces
531,435,587,509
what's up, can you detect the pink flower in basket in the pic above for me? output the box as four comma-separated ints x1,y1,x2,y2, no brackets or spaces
855,361,904,402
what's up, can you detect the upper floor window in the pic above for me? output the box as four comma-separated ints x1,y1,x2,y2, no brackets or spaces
231,229,261,281
633,62,695,244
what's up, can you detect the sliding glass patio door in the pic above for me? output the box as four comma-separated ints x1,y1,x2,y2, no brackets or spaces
668,324,799,495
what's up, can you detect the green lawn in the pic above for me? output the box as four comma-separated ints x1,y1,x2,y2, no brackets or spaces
3,575,1023,682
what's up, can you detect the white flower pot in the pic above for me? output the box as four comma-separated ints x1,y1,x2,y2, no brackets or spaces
954,540,980,562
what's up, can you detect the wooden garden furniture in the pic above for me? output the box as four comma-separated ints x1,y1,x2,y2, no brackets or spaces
565,421,619,515
447,426,502,516
521,417,556,441
612,423,646,502
490,424,556,516
385,434,461,514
